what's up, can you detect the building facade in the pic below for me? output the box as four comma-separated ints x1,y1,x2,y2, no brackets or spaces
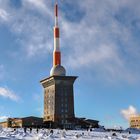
40,76,77,128
130,116,140,129
0,121,9,128
0,116,43,128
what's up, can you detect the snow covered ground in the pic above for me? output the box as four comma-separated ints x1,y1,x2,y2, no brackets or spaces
0,127,140,140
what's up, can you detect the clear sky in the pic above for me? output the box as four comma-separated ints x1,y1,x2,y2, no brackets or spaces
0,0,140,129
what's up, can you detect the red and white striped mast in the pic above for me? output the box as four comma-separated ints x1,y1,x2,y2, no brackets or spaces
50,1,66,76
53,2,61,66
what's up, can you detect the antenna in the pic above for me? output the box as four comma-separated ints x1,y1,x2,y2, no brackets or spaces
53,0,61,66
55,0,58,26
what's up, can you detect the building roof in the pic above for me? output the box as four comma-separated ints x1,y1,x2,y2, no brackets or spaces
0,121,7,124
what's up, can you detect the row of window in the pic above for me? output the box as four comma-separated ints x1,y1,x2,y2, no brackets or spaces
45,87,54,93
45,94,54,99
61,98,68,102
45,87,71,93
61,103,68,107
131,125,140,127
61,114,68,118
61,108,68,113
60,97,68,113
61,119,68,124
44,109,54,115
131,120,140,122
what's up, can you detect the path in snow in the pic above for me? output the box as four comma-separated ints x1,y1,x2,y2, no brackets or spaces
0,128,140,140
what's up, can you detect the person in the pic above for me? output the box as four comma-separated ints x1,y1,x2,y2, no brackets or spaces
36,127,39,133
24,127,27,133
30,127,32,133
112,133,117,136
50,129,53,134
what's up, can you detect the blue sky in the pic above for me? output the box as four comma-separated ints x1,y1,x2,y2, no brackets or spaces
0,0,140,129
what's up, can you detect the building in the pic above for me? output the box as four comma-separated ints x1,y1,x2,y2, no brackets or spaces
0,121,8,128
130,116,140,129
0,116,43,128
40,76,77,129
40,3,100,129
69,118,99,129
40,3,77,129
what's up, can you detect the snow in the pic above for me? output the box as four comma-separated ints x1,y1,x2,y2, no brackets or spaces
124,128,140,134
0,128,140,140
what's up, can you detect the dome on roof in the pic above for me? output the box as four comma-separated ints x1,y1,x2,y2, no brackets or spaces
50,65,66,76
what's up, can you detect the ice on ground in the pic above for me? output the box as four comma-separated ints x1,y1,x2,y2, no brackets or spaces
0,128,140,140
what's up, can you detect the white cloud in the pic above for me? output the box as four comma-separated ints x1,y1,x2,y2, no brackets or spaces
0,8,8,21
60,0,140,83
23,0,52,16
0,0,53,57
0,87,19,101
0,116,8,121
121,105,138,121
0,0,140,83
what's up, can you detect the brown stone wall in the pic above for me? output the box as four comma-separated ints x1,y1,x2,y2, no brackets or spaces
44,85,55,122
0,122,8,128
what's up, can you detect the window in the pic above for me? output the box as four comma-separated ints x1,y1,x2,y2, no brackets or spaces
65,98,68,102
65,93,67,97
61,120,64,124
61,98,64,102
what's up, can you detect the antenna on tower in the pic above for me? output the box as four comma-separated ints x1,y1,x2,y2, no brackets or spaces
54,0,58,27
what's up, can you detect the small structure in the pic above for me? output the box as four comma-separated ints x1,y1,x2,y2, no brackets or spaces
130,116,140,129
0,116,43,128
68,117,99,129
